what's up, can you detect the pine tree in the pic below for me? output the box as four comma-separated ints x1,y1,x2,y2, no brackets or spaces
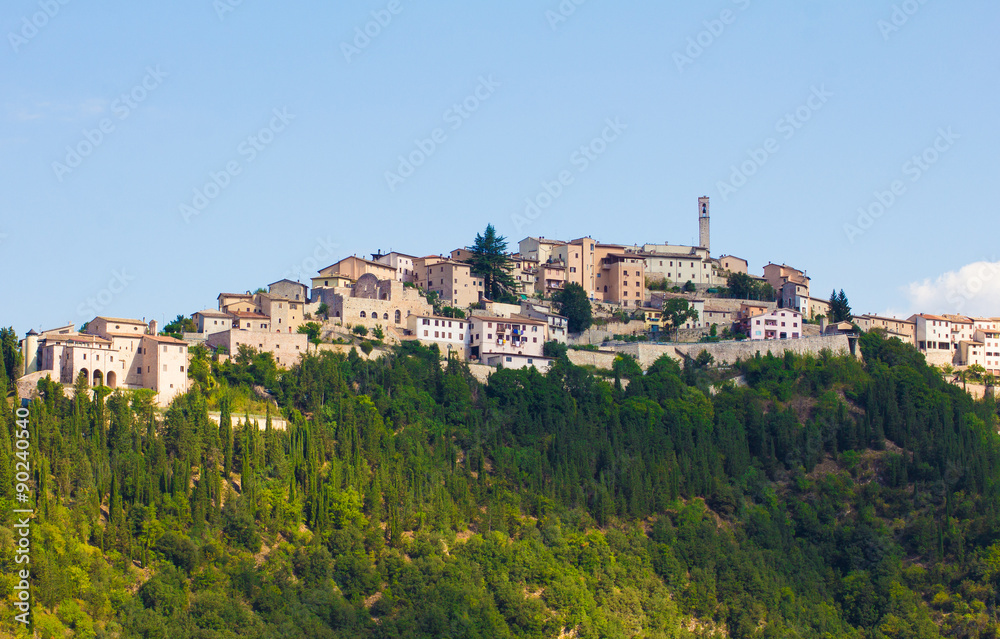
466,224,517,302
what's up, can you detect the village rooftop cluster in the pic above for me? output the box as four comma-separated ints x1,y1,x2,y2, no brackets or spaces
16,197,1000,406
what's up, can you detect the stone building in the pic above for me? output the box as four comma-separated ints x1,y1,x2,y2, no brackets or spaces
23,316,189,407
325,274,433,331
268,279,308,303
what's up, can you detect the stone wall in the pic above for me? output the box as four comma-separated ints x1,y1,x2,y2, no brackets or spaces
573,320,646,345
566,349,619,370
612,334,855,369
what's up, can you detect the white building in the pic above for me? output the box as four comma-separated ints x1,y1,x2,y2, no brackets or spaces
407,314,472,358
468,315,549,371
748,309,803,341
374,251,419,283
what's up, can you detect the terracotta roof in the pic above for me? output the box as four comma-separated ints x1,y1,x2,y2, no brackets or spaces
146,335,188,345
410,313,472,323
217,292,251,300
43,333,112,345
94,316,147,325
940,314,973,324
268,278,306,287
194,309,231,318
472,315,546,326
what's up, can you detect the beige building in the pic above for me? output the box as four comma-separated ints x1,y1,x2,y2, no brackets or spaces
853,314,916,345
509,254,539,295
230,311,270,332
218,293,254,313
518,302,569,344
719,255,748,275
25,317,190,407
268,279,308,302
518,237,566,265
594,247,646,307
374,251,419,283
193,309,233,335
535,262,567,297
555,237,599,298
206,329,308,368
643,249,717,286
415,257,484,308
328,274,433,330
310,274,355,292
319,256,396,281
254,292,304,334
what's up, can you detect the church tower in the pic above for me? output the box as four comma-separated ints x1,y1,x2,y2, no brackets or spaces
698,196,710,253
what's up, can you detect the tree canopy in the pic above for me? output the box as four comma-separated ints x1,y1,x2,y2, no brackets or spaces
466,224,518,303
828,289,853,322
553,282,592,333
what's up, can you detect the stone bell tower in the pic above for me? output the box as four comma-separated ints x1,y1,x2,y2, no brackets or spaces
698,196,710,253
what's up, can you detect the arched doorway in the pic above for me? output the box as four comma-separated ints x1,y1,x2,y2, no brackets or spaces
79,368,89,386
107,371,117,389
93,369,103,387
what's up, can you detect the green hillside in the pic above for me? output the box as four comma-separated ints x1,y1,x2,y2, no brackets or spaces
2,332,999,638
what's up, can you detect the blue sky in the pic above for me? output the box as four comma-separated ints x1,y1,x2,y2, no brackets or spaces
2,0,998,334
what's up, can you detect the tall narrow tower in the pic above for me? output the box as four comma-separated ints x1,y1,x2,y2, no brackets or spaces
698,196,710,253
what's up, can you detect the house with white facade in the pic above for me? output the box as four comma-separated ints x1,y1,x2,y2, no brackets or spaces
407,314,472,358
748,309,803,341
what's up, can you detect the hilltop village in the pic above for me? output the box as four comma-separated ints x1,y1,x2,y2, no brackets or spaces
17,197,1000,406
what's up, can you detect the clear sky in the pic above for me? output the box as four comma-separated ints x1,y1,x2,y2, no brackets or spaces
2,1,998,335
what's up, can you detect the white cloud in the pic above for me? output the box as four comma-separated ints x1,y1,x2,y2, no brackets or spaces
903,260,1000,317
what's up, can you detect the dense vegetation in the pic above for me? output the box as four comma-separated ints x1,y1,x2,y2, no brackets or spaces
2,332,999,638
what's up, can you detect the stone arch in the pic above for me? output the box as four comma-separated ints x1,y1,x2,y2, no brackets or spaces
107,370,117,389
79,368,89,386
353,273,379,299
93,369,103,387
360,311,366,318
383,313,389,320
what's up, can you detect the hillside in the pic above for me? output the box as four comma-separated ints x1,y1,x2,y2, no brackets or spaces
1,333,999,638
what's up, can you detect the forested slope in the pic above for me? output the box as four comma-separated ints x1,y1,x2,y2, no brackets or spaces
1,332,999,638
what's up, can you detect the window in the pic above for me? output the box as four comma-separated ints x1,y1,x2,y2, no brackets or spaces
180,366,185,372
506,357,512,362
360,311,366,318
163,345,168,352
137,367,141,374
163,364,167,372
423,330,428,336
